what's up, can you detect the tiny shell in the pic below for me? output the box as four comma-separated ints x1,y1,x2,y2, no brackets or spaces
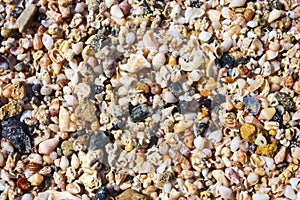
268,9,282,23
17,178,30,190
119,54,151,73
152,52,166,70
218,186,233,199
183,129,194,149
274,147,286,164
38,138,60,154
265,50,278,60
161,91,177,103
110,5,124,18
199,31,212,42
229,0,246,8
291,147,300,160
252,193,270,200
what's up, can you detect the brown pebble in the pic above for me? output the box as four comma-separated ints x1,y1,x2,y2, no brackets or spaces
116,189,149,200
16,4,37,33
244,9,254,21
150,83,161,95
11,82,26,100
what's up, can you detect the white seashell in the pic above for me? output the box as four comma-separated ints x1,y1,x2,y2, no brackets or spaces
170,4,181,18
284,185,296,200
42,34,53,50
64,95,78,107
247,172,259,185
229,0,246,8
220,38,233,52
292,110,300,121
60,156,69,171
247,21,258,28
221,7,233,19
20,110,32,122
291,147,300,160
230,137,241,152
21,194,33,200
207,130,222,144
268,9,282,23
265,50,278,60
252,193,270,200
161,91,177,103
119,54,151,73
152,52,166,70
188,70,201,82
255,134,267,147
185,7,205,22
194,136,206,150
110,5,124,18
66,183,81,194
218,186,233,199
72,42,83,55
274,147,286,164
38,138,60,154
126,32,136,45
71,154,80,169
163,183,172,193
199,31,212,42
290,178,300,191
143,30,158,51
105,0,114,8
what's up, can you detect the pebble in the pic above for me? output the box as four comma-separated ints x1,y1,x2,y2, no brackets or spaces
38,138,60,154
11,82,26,100
252,193,270,200
240,123,257,143
161,91,178,103
95,186,110,200
1,117,31,153
284,185,296,200
152,52,166,70
130,104,151,122
61,141,75,157
247,172,259,185
60,156,69,171
276,92,295,110
28,173,44,186
218,186,232,199
268,9,282,23
291,147,300,160
21,194,33,200
89,131,110,150
274,147,287,164
16,4,37,32
115,189,148,200
258,108,276,121
0,100,22,120
243,96,260,115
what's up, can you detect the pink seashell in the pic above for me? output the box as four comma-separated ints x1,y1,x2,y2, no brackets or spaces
244,114,263,128
274,147,286,164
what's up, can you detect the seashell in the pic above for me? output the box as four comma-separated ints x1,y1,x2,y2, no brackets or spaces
174,120,193,133
42,34,54,50
161,90,177,103
248,75,264,92
269,42,281,51
152,52,166,70
28,173,44,186
185,7,205,22
284,185,296,199
194,136,206,150
110,5,124,18
258,107,276,120
38,138,60,154
17,178,30,190
225,168,240,184
60,156,69,171
274,147,286,164
229,0,246,7
218,186,233,199
294,81,300,94
247,172,259,186
205,78,217,90
290,178,300,191
265,50,278,60
71,154,80,169
252,193,270,200
170,4,181,18
268,9,282,23
119,0,130,16
33,34,43,50
143,30,158,51
169,149,191,170
126,32,136,45
66,183,81,194
21,193,33,200
119,54,151,73
221,7,234,19
199,31,212,42
255,134,267,147
183,129,194,149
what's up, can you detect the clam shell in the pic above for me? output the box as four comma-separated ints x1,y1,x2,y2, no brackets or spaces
266,50,278,60
268,9,282,23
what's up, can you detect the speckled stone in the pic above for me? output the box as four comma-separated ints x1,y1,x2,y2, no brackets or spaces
240,123,257,143
116,189,149,200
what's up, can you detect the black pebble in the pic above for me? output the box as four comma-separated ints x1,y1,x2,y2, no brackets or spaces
95,85,104,94
248,144,257,153
200,99,212,109
10,7,23,19
32,84,41,96
219,53,234,68
276,92,295,110
169,82,184,97
89,131,110,151
34,12,46,23
197,123,208,136
271,109,282,123
130,104,151,122
143,0,152,14
1,117,31,154
191,0,203,8
94,186,110,200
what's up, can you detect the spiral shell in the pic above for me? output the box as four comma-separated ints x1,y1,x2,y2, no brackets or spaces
183,129,194,149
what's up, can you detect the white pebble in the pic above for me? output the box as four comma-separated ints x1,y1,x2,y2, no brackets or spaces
60,156,70,171
28,153,43,165
163,183,172,193
42,34,53,50
71,154,80,169
285,185,297,199
126,32,136,45
199,31,212,42
247,172,259,185
252,193,270,200
38,138,60,154
110,5,124,18
21,194,33,200
161,91,177,103
152,52,166,70
255,134,267,147
218,186,232,199
229,0,246,8
230,137,241,152
194,136,206,150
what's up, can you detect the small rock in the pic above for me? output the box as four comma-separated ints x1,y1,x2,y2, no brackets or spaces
276,92,294,110
268,9,282,23
116,189,149,200
252,193,270,200
119,54,151,73
161,91,177,103
28,173,44,186
255,143,277,157
258,108,276,120
95,186,110,200
218,186,232,199
11,82,26,100
135,82,150,93
130,104,151,122
16,4,37,32
10,7,24,19
61,141,74,157
205,78,217,90
89,131,110,151
243,96,260,115
74,100,97,122
284,185,296,200
248,75,264,92
219,53,234,68
291,147,300,160
240,123,257,143
274,147,286,164
0,100,22,120
1,117,31,153
38,138,59,154
169,82,184,96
